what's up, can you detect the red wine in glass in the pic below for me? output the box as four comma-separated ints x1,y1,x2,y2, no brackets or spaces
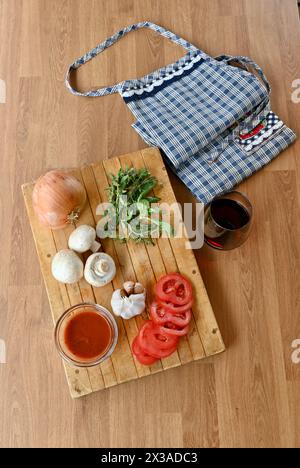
204,191,253,250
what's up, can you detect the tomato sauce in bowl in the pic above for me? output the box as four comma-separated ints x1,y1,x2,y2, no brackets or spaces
64,311,112,360
55,303,118,367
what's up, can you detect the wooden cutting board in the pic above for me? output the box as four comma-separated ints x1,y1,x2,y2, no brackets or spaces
22,148,225,398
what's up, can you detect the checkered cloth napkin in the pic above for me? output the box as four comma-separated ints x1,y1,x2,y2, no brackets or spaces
66,22,296,204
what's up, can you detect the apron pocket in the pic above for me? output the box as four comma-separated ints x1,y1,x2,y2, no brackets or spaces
174,120,296,205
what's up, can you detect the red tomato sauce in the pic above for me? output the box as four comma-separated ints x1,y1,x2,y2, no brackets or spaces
64,311,112,360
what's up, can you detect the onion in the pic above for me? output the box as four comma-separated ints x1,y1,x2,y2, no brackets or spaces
32,170,86,229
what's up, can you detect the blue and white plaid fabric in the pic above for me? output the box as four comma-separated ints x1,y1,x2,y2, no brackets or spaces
66,22,296,204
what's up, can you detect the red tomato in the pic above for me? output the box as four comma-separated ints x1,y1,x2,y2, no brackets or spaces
150,301,192,327
150,302,172,325
155,273,193,306
141,342,178,359
159,322,190,337
138,321,178,359
158,299,193,314
132,336,157,366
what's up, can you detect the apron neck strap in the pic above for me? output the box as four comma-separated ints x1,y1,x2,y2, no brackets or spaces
215,55,271,95
65,22,197,97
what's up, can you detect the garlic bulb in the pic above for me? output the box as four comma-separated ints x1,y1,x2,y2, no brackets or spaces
84,252,116,287
32,170,86,230
68,225,100,253
111,282,146,319
51,249,83,284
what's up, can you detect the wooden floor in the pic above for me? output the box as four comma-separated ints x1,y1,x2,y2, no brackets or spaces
0,0,300,448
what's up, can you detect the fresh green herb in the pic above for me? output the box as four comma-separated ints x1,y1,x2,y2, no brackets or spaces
104,166,173,244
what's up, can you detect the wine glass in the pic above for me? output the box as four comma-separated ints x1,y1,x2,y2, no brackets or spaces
204,191,253,250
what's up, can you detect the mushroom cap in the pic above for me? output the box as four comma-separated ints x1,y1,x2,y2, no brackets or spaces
84,252,116,287
51,249,83,284
68,225,97,253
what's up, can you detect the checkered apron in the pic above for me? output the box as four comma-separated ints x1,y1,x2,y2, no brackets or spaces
66,22,296,204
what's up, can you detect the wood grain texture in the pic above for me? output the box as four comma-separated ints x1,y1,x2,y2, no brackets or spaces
22,148,225,397
0,0,299,448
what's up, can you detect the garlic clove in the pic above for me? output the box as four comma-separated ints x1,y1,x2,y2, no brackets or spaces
123,281,135,295
133,282,145,294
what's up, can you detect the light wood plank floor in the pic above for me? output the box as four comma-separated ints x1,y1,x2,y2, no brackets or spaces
0,0,299,448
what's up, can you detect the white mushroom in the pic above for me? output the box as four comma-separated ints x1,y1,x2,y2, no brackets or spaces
111,282,146,319
68,225,100,253
51,249,83,284
84,252,116,287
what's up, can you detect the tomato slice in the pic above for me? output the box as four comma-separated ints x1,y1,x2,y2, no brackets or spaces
132,336,157,366
168,309,192,327
140,341,178,359
140,321,178,349
155,273,193,306
159,322,190,337
138,321,178,358
150,301,192,327
158,299,193,315
150,302,172,325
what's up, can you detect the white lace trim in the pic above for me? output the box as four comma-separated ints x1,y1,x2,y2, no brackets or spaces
122,54,202,98
239,120,284,152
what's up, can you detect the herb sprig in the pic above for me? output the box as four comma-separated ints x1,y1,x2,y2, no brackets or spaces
105,166,173,244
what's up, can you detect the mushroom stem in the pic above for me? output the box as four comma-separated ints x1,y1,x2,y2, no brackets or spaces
84,252,116,287
93,259,109,277
90,240,101,253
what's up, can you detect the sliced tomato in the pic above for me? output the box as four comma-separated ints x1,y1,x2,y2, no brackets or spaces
135,352,158,366
168,309,192,328
159,322,190,337
132,336,157,366
158,299,193,315
150,301,172,325
140,321,178,349
150,301,192,327
138,321,178,358
141,342,178,359
155,273,193,306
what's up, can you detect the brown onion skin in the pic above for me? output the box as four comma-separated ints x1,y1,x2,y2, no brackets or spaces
32,170,86,229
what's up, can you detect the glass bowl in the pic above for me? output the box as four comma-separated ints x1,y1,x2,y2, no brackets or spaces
54,303,118,367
